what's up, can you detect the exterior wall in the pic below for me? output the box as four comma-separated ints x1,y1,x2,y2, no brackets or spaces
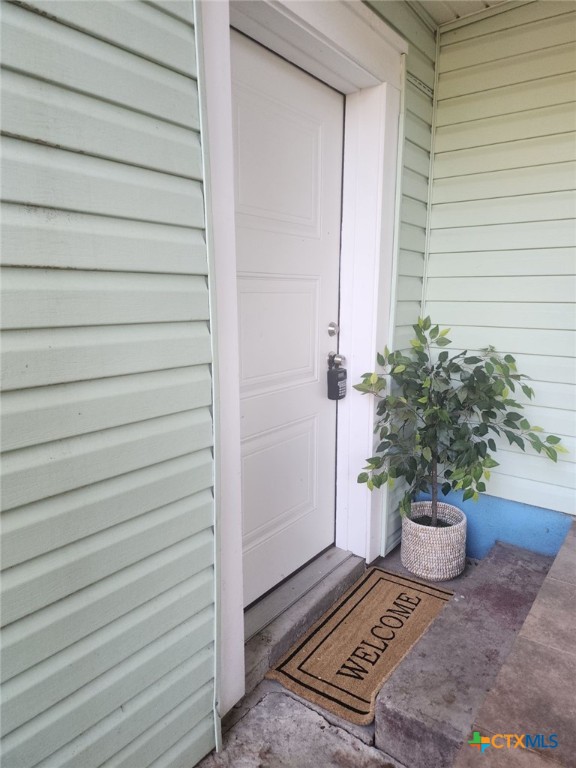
367,1,437,552
368,1,436,349
0,2,216,767
426,1,576,516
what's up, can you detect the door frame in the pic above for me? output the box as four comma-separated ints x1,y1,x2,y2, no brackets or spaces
195,0,407,718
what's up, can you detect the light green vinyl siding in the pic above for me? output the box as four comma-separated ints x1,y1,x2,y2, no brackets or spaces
426,1,576,515
0,2,216,767
367,1,437,551
368,1,436,353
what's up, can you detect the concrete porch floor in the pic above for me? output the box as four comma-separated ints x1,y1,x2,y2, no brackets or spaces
199,523,575,768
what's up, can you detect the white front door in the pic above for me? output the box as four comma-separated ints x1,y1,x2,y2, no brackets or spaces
231,31,344,605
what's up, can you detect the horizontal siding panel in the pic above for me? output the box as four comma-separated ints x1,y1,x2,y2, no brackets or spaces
2,409,212,512
148,716,216,768
1,204,207,275
25,0,197,77
437,42,576,100
1,451,212,568
1,367,211,453
402,196,428,228
426,275,576,303
405,111,432,152
427,249,576,277
434,325,575,358
38,659,212,768
435,103,576,153
399,222,426,253
439,12,576,73
503,355,576,387
436,72,576,126
395,300,422,326
393,325,414,350
1,536,213,683
2,71,202,179
487,472,574,516
146,0,195,26
406,82,434,124
406,47,435,90
432,162,576,203
1,2,199,130
3,138,204,227
1,268,209,329
396,275,422,302
434,133,576,178
490,449,574,490
520,403,576,438
426,300,576,330
441,1,574,45
398,249,426,278
2,573,212,736
429,220,576,253
1,322,211,390
1,614,214,767
105,685,214,768
1,492,213,627
402,167,429,203
367,1,436,60
431,191,575,228
404,139,431,177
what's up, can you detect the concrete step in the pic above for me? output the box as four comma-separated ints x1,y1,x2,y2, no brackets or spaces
452,521,576,768
372,542,554,768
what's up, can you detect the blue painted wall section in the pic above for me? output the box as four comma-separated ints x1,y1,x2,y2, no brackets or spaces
417,490,573,559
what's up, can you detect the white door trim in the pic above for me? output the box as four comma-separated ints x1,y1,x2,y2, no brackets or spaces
196,0,406,718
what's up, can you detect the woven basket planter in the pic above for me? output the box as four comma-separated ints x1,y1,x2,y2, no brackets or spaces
401,501,467,582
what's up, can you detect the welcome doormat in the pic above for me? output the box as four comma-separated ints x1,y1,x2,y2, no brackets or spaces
267,567,452,724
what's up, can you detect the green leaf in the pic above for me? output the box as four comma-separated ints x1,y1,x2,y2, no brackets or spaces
393,365,406,374
504,354,516,364
376,352,385,366
484,456,499,468
463,488,475,502
546,435,561,445
370,372,379,385
422,446,432,462
430,325,439,340
414,325,427,344
439,328,451,337
357,472,369,483
544,446,558,463
436,337,451,347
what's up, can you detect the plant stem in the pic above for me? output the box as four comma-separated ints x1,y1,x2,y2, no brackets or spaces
431,458,438,526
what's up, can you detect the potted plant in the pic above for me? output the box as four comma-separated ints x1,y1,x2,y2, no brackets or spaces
354,317,566,581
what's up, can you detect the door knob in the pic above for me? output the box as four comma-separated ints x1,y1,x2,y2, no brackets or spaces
328,322,339,337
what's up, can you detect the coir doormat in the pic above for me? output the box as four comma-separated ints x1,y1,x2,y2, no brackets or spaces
267,567,452,724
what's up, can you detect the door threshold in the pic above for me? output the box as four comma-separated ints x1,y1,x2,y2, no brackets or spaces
243,547,364,694
244,547,354,641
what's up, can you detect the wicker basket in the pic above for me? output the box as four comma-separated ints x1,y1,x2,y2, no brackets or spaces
400,501,467,582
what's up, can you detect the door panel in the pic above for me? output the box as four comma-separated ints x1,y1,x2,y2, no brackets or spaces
231,31,344,605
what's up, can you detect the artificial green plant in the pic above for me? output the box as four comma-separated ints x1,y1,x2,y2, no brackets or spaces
355,317,566,527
